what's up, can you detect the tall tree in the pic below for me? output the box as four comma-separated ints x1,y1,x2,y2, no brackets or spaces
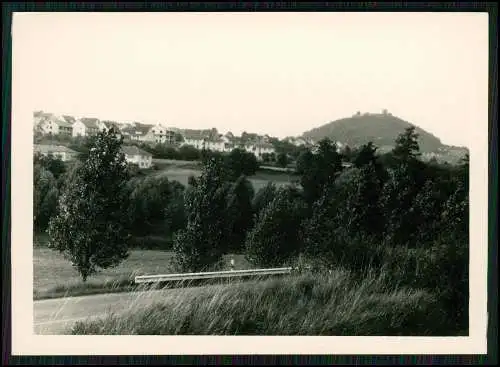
297,138,343,206
245,187,307,268
33,163,59,232
252,182,278,217
225,148,259,180
225,175,255,253
47,129,131,282
354,142,378,168
392,126,421,164
301,165,384,271
276,152,288,168
379,128,429,247
173,158,232,272
353,142,387,184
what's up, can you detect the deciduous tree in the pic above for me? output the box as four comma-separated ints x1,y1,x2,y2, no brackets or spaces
47,129,131,282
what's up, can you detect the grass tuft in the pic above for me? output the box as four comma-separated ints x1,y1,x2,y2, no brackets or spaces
70,269,452,336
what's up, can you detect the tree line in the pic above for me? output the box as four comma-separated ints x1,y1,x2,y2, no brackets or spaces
37,126,469,331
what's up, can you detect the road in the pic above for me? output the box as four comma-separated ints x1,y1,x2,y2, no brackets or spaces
34,286,216,335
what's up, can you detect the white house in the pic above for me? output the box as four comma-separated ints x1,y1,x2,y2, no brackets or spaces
121,145,153,169
39,115,73,136
257,142,275,156
240,142,276,160
72,118,100,137
34,144,79,162
221,135,236,152
204,135,226,152
181,130,210,150
142,123,177,144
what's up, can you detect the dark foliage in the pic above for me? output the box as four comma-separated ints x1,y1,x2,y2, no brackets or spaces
47,129,131,281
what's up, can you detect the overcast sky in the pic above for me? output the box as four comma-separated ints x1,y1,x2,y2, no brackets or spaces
13,12,488,147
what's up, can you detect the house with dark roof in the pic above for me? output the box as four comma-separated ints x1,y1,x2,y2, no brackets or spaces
180,129,212,150
34,144,79,162
121,122,154,142
72,117,100,137
120,145,153,169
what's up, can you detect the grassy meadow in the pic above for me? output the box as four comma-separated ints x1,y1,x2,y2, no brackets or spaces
150,158,297,191
33,246,252,300
70,268,455,336
33,159,295,300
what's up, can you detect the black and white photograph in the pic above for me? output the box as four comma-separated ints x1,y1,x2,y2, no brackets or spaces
9,10,489,355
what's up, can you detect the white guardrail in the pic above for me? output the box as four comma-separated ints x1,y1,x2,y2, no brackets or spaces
134,267,293,284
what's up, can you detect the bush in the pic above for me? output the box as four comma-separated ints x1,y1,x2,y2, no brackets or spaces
178,145,201,161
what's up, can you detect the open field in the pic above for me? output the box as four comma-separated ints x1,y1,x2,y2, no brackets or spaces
150,165,298,191
33,247,252,300
69,269,456,336
152,158,201,170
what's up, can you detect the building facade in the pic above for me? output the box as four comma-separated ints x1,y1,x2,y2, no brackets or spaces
39,116,73,136
121,145,153,169
72,118,100,137
34,144,79,162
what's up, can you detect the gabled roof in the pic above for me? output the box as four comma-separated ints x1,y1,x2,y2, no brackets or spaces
150,124,176,135
206,137,224,143
79,117,100,129
229,137,244,145
121,145,153,157
34,144,78,154
53,118,73,128
181,129,212,140
62,115,76,124
39,115,72,128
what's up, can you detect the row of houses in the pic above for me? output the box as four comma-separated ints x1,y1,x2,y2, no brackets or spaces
34,144,154,169
33,112,276,160
35,113,118,138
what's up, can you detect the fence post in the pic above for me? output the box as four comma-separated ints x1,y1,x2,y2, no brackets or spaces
230,258,235,271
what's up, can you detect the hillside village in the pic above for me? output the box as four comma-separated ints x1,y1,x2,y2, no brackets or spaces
33,110,468,168
33,111,321,166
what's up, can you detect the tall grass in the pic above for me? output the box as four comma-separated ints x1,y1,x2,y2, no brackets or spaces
70,268,452,336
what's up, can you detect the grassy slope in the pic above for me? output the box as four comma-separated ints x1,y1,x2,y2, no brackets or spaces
33,247,252,300
70,269,453,336
302,113,444,152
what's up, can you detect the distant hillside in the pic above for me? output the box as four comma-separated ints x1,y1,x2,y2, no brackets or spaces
302,112,446,153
